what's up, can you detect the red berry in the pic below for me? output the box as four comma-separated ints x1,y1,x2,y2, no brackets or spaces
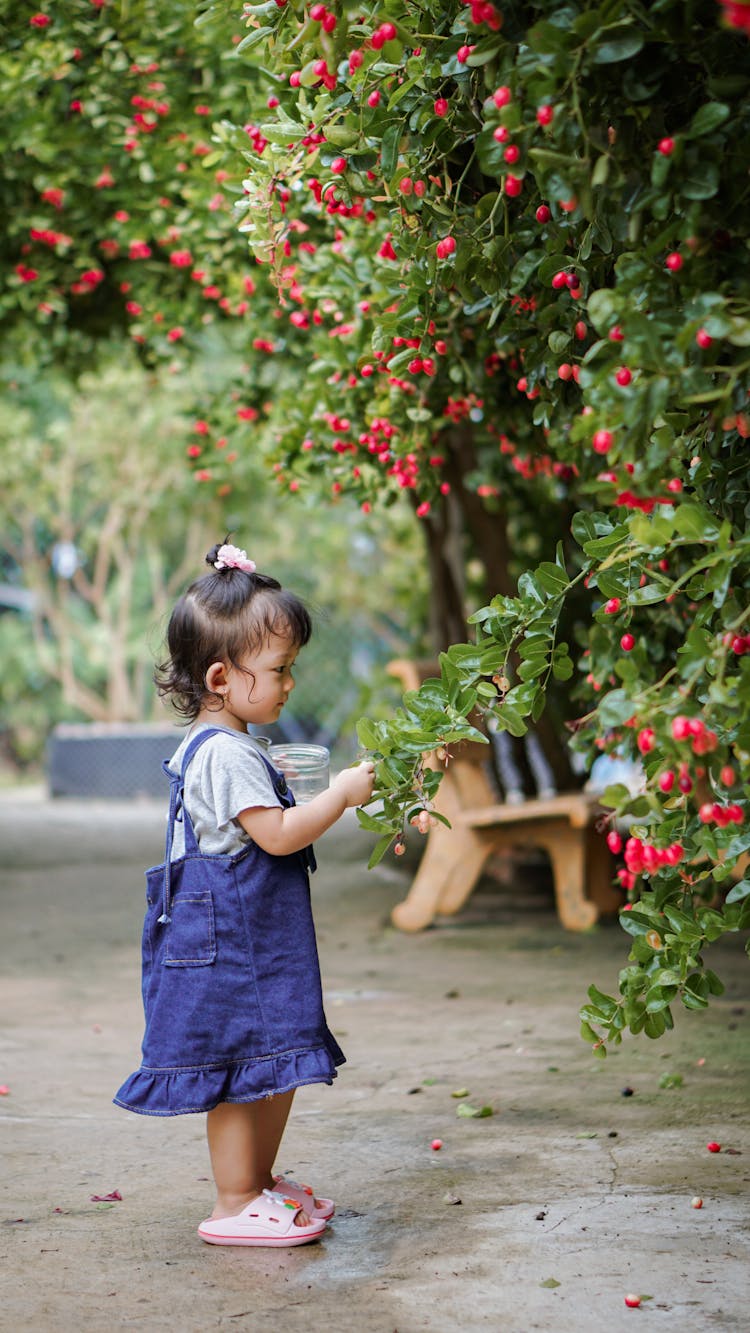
665,251,684,271
536,204,551,223
637,728,655,755
699,803,715,824
731,636,747,655
504,174,522,197
615,366,632,386
322,10,337,31
658,137,675,155
503,144,520,165
607,831,622,854
603,597,621,614
672,715,692,740
380,21,397,40
720,765,736,786
592,429,614,454
695,327,713,349
536,104,554,126
609,324,624,342
620,633,635,652
431,1138,443,1151
706,1141,721,1153
691,1197,703,1209
310,2,326,18
493,85,511,107
551,270,568,290
367,89,381,107
624,1295,641,1308
558,363,573,381
574,320,587,340
493,125,510,143
330,156,347,174
394,841,406,856
434,97,449,116
658,770,675,793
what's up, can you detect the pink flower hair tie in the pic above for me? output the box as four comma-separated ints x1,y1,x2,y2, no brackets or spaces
213,543,256,573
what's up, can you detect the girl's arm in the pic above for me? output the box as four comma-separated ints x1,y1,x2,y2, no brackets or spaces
237,761,375,856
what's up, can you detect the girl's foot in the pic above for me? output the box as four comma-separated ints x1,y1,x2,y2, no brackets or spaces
198,1189,326,1247
273,1174,335,1221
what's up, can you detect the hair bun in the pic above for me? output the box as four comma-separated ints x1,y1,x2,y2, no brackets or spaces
205,540,257,574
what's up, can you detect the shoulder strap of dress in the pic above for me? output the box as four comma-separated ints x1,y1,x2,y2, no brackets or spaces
157,727,227,924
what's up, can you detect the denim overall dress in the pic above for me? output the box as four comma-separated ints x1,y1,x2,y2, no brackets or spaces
114,727,345,1116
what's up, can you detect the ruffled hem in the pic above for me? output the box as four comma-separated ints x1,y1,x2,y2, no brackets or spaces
113,1037,345,1117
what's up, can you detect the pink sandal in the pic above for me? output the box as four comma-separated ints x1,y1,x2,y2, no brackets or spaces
198,1188,327,1247
273,1174,335,1221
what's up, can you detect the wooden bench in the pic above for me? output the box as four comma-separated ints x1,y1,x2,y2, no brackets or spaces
387,659,621,933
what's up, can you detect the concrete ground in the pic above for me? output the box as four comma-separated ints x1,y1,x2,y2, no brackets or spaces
0,788,748,1332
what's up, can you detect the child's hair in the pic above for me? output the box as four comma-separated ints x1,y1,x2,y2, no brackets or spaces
156,542,312,720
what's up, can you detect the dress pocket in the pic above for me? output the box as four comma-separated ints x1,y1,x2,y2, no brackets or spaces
163,890,216,967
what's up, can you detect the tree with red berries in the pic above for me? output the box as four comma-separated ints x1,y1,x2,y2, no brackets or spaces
3,0,749,1046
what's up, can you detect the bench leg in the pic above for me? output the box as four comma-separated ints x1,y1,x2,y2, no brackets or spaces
391,824,491,932
537,829,599,931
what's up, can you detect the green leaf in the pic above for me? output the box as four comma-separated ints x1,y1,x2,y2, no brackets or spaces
356,717,383,752
598,688,636,727
674,504,722,543
492,701,528,737
536,561,569,595
726,878,750,904
356,808,396,834
592,27,644,64
679,161,720,201
367,833,396,870
684,102,730,139
380,123,402,180
456,1102,493,1118
539,1277,561,1289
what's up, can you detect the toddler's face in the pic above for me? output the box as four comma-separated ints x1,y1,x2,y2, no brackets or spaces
222,630,298,728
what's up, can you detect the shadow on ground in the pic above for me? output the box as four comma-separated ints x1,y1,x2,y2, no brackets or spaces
1,793,748,1332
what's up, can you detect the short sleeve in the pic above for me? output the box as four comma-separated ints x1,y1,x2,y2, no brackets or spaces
196,734,281,831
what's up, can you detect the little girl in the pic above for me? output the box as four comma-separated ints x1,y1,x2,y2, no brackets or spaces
115,542,375,1247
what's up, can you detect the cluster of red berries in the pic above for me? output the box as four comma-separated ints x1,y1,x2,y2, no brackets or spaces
463,0,503,30
671,715,719,753
309,3,337,33
699,802,744,826
436,235,456,259
621,836,684,874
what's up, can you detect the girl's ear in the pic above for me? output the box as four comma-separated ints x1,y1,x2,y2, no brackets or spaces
205,660,230,695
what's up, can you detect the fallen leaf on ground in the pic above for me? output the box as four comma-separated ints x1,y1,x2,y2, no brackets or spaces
442,1193,462,1205
540,1277,561,1289
90,1191,123,1202
456,1102,493,1118
451,1088,470,1098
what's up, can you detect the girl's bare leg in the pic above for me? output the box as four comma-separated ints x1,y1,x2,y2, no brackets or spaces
206,1091,310,1223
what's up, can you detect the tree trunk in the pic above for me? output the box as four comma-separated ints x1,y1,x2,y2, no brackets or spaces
419,423,578,793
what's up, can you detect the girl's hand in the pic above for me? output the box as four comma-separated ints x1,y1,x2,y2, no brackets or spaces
331,761,375,808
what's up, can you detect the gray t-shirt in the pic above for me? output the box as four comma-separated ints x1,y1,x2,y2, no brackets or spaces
168,724,281,859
